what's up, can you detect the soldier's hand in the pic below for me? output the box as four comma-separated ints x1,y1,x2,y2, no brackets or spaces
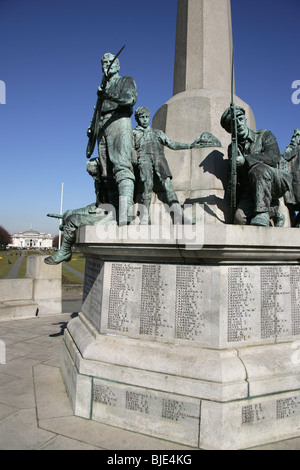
97,86,108,98
236,148,245,166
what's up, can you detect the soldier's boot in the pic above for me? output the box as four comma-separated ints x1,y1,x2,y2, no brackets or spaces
272,207,285,227
164,179,195,225
169,202,195,225
250,212,270,227
118,179,135,225
44,230,75,265
166,194,196,225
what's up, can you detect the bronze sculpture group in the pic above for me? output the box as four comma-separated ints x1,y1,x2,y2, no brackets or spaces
44,51,300,265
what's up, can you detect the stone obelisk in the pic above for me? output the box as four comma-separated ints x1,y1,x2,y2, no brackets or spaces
61,0,300,450
153,0,255,224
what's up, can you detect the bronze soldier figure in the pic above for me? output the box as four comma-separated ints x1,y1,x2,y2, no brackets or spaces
221,106,292,227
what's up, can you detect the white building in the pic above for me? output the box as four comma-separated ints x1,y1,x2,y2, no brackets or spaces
9,229,53,249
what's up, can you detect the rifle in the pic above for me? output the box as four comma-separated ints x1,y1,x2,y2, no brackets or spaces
47,213,63,219
230,50,238,223
86,45,126,159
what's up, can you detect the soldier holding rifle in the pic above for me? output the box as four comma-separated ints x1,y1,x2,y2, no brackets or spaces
221,106,292,227
86,48,137,224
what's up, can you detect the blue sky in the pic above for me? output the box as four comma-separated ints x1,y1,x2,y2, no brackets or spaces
0,0,299,235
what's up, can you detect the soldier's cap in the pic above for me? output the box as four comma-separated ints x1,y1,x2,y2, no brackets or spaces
220,106,246,133
101,53,120,68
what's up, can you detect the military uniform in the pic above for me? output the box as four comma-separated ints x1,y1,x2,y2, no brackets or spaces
221,107,292,226
97,74,137,189
229,129,292,224
133,126,191,208
282,141,300,226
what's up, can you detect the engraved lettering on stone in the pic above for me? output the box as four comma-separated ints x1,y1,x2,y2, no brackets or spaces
82,258,104,328
242,395,300,425
276,396,300,419
273,267,291,338
227,267,256,342
261,267,295,339
93,383,117,406
139,265,159,336
242,403,265,424
125,391,150,414
175,266,208,341
107,263,140,333
260,267,276,339
139,265,175,340
290,268,300,335
161,398,199,422
227,266,300,344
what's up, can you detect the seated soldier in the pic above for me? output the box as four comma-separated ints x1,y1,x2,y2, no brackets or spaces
44,158,114,265
281,128,300,227
220,106,292,226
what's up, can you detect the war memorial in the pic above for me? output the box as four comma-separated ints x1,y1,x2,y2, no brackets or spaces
45,0,300,450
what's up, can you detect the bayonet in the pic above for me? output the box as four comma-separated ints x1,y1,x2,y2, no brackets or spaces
47,213,63,219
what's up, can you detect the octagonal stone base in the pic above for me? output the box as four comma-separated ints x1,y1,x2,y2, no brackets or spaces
61,225,300,449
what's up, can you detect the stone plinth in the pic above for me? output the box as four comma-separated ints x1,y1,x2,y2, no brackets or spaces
60,225,300,450
0,255,62,321
26,255,62,315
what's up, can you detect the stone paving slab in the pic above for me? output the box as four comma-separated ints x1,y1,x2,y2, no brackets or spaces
37,434,102,450
0,408,55,450
0,312,300,450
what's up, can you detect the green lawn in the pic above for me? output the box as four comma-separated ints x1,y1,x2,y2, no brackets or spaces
0,250,22,278
18,249,53,278
0,249,54,279
62,268,84,285
66,253,86,274
62,253,86,285
0,249,86,285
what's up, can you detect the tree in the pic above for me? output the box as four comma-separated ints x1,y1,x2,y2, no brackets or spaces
0,226,12,250
52,234,63,249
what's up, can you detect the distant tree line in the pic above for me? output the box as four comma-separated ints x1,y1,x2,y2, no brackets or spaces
0,226,12,250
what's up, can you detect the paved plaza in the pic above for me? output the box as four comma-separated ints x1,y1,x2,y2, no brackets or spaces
0,311,300,450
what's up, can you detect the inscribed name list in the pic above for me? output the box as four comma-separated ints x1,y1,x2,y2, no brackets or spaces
226,266,300,345
101,262,212,346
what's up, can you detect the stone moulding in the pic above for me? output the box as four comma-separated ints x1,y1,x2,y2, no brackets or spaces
76,224,300,265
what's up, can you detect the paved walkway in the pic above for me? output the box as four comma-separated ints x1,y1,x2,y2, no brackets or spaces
0,312,300,450
62,263,84,281
4,256,84,282
5,252,25,279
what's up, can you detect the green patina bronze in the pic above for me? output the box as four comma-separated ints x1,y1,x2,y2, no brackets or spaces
281,128,300,227
133,106,220,224
44,159,115,265
44,50,223,265
87,49,137,222
221,106,292,227
45,50,137,265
